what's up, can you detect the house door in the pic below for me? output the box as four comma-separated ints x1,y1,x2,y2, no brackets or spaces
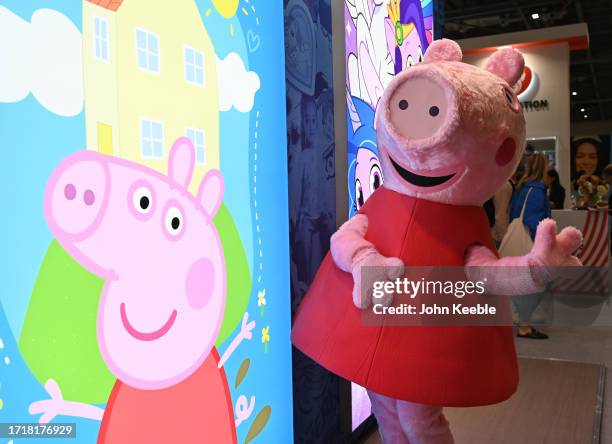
97,122,113,155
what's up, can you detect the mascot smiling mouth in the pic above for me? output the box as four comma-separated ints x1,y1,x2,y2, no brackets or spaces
389,156,456,187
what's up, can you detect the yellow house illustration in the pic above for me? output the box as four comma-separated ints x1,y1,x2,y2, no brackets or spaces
82,0,219,193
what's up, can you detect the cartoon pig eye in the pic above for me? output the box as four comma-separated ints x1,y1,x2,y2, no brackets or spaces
369,164,383,193
164,206,184,238
355,179,364,210
132,186,153,214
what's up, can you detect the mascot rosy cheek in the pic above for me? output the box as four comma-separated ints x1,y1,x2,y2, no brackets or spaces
292,39,582,443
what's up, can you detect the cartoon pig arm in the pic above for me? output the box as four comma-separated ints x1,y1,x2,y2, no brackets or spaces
29,315,255,425
334,216,582,308
330,214,404,308
465,219,583,295
217,312,256,368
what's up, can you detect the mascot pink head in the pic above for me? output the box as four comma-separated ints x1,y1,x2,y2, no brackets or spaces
376,39,526,206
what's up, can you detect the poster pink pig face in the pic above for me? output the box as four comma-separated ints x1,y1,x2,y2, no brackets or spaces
44,138,226,390
376,39,527,206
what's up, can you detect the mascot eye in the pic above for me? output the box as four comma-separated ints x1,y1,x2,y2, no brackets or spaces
355,179,364,210
398,99,408,110
503,85,520,112
369,164,383,193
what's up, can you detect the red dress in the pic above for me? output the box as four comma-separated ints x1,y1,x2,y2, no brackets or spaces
291,187,518,407
97,348,237,444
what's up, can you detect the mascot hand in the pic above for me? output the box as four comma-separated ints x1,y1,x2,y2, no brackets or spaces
351,250,404,309
527,219,582,284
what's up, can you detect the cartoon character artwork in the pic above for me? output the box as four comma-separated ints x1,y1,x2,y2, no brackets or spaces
293,39,583,443
29,138,255,443
385,0,431,74
345,0,434,226
345,0,392,110
347,93,383,217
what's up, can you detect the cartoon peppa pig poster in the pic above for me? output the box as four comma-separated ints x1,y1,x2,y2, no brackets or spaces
0,1,293,443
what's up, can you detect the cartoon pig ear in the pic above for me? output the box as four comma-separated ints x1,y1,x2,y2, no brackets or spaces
484,47,525,86
197,169,224,217
423,39,463,63
168,137,195,188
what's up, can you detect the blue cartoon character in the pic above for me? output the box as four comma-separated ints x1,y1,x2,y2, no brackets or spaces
385,0,430,74
347,93,383,217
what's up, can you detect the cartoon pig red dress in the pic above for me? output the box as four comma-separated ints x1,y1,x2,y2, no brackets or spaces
292,187,519,407
97,348,236,444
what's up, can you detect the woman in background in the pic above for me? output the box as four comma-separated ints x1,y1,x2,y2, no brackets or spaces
546,169,566,209
509,153,551,339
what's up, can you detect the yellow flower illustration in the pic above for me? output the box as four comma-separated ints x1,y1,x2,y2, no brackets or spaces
258,289,266,316
261,326,270,352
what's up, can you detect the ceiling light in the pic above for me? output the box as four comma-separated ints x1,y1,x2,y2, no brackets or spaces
572,91,577,96
580,108,585,112
584,114,588,119
531,13,540,19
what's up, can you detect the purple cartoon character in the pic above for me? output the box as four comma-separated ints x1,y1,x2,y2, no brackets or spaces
385,0,430,74
29,138,254,443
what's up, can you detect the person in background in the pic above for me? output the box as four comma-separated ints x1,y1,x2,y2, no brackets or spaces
546,169,566,209
509,153,551,339
574,138,600,177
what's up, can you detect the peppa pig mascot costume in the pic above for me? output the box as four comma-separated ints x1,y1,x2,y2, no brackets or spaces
292,39,582,443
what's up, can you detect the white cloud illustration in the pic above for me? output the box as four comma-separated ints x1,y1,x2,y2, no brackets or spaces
216,53,260,113
0,7,83,117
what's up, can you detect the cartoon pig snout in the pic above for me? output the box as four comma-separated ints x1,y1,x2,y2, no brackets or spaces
45,151,110,241
386,73,455,142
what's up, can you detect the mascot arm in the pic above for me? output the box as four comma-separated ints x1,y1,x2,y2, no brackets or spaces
331,214,404,308
466,219,582,296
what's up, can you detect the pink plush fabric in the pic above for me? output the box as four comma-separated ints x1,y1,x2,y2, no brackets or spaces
484,47,525,86
369,391,454,444
330,215,404,308
423,38,463,64
465,219,583,295
376,44,526,206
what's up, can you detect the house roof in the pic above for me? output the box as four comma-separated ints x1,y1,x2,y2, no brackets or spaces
86,0,123,12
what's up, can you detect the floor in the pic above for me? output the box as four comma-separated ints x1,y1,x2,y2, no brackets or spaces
364,326,612,443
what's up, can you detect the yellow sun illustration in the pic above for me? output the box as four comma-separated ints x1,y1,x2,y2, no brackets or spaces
212,0,239,18
207,0,256,37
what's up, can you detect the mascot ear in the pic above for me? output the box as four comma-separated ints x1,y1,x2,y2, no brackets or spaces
484,47,525,86
423,39,463,63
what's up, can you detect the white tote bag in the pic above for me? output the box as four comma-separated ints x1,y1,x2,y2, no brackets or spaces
499,188,533,257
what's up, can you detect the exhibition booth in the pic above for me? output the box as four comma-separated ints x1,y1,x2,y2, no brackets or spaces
0,0,610,443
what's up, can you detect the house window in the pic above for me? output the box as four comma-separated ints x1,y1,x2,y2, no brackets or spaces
135,29,160,73
94,16,109,62
184,47,205,86
186,128,206,164
140,119,164,159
